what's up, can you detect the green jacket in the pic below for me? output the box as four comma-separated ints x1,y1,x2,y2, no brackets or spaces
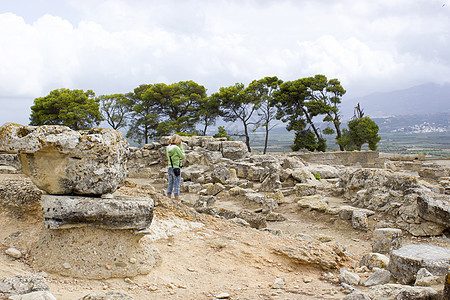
166,144,185,168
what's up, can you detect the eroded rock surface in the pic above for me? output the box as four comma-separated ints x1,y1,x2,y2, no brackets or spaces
41,194,154,230
0,123,129,195
389,244,450,284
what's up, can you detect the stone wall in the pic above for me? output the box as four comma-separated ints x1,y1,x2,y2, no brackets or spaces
291,150,385,168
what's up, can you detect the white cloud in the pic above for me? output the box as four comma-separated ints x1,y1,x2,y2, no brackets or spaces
0,0,449,125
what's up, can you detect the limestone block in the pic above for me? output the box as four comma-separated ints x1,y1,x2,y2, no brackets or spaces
338,268,361,286
0,153,21,170
417,193,450,226
31,226,161,279
368,283,439,300
221,141,249,160
389,244,450,284
194,195,216,209
296,195,328,212
338,206,375,220
0,123,129,195
205,140,222,151
186,149,222,166
363,269,391,286
372,228,402,254
0,176,43,217
211,165,231,184
9,291,57,300
259,172,281,192
305,164,340,179
41,194,154,230
360,253,390,270
0,275,49,296
200,183,225,196
291,168,315,183
236,210,266,229
295,183,317,197
352,211,369,231
248,166,267,182
282,157,306,169
415,268,442,286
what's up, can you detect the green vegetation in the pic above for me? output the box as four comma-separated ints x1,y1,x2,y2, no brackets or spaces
30,88,102,130
28,76,386,154
338,117,381,151
273,75,346,152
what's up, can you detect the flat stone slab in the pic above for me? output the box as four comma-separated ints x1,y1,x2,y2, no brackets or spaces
388,244,450,284
41,194,154,230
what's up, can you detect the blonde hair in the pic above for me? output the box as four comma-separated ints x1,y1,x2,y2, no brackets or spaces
168,134,181,145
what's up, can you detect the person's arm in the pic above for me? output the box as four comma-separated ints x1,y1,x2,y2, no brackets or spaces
177,144,186,160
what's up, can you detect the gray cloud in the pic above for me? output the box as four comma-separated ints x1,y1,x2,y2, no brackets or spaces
0,0,449,125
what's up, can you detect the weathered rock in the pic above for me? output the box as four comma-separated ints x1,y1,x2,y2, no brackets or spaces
194,195,216,209
360,253,390,270
281,157,306,169
417,193,450,227
295,183,317,197
5,247,22,259
273,243,350,271
79,291,134,299
305,164,340,179
338,206,374,220
211,165,231,184
339,268,361,286
271,277,286,289
364,268,391,286
185,149,223,166
372,228,403,254
236,210,267,229
31,226,161,279
0,123,129,195
0,176,43,217
415,268,442,286
297,195,328,212
444,267,450,299
389,244,450,284
352,210,369,231
0,275,48,296
259,172,282,192
368,283,440,300
9,291,57,300
0,153,21,170
0,165,18,174
291,168,315,183
342,291,371,300
394,286,440,300
41,194,154,230
342,167,448,237
200,183,226,196
221,141,248,160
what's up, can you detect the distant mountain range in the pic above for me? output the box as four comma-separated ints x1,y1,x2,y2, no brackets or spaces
341,82,450,118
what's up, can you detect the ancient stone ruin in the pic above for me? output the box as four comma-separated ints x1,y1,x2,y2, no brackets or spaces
1,123,449,299
0,123,159,280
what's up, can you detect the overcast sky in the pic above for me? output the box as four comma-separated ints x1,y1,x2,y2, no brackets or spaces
1,0,449,126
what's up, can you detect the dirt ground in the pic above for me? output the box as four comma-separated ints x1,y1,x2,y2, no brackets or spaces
0,173,448,300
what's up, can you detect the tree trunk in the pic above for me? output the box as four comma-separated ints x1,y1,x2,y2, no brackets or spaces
244,124,251,152
333,115,344,151
301,107,321,142
263,125,269,154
